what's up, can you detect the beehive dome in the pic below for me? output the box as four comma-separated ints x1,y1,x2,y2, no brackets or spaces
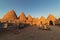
2,10,17,22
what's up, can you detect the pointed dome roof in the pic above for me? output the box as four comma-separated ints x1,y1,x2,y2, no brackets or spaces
19,12,26,17
28,14,32,18
40,16,46,20
47,14,56,21
2,10,17,21
48,14,55,18
19,12,26,22
40,16,47,24
27,14,33,21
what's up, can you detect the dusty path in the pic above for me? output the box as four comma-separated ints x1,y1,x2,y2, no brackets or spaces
0,25,60,40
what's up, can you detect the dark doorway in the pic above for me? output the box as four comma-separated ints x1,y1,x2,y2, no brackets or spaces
49,21,53,25
41,21,42,24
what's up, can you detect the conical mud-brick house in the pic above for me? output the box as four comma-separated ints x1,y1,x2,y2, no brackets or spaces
33,18,40,26
19,12,26,23
27,14,33,25
40,16,47,25
35,18,40,26
2,10,17,22
47,14,56,25
32,18,37,25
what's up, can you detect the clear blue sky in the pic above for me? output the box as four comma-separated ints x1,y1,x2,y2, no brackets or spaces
0,0,60,19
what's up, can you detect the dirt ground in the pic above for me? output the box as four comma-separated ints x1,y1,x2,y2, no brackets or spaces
0,25,60,40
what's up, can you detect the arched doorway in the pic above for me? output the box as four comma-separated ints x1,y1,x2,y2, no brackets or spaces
49,21,53,25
